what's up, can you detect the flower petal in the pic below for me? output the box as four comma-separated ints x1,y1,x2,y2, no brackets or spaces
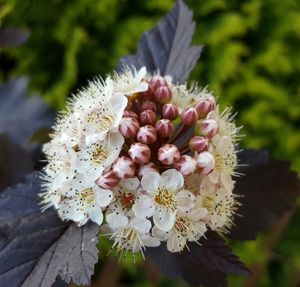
153,207,176,232
106,212,128,230
95,187,113,207
132,195,155,218
131,217,151,233
161,169,184,191
141,172,160,193
120,177,140,191
88,205,104,225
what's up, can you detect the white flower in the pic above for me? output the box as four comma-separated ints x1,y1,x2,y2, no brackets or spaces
106,177,141,229
152,213,207,253
112,66,148,95
198,187,238,232
73,132,124,180
135,169,195,232
58,182,113,226
109,216,160,257
72,78,127,144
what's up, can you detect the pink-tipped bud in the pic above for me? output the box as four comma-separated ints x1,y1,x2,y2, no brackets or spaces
119,117,140,138
97,170,120,189
140,81,155,100
128,143,151,164
196,151,215,175
189,136,209,153
123,110,138,120
149,75,168,91
154,86,172,104
155,119,174,138
138,162,158,178
195,97,216,118
137,125,157,144
162,103,178,120
197,119,218,138
141,100,157,112
158,144,180,165
174,155,197,176
181,107,198,126
113,156,135,178
139,109,156,126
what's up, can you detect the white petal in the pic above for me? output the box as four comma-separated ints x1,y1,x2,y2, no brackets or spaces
161,169,184,191
88,205,103,225
220,171,234,192
95,187,113,207
188,208,208,221
120,177,140,191
166,233,187,252
141,172,160,193
136,66,147,82
131,217,151,234
132,195,155,218
110,92,128,129
141,235,161,247
176,190,195,212
152,226,169,241
59,198,85,222
153,207,176,232
106,212,128,229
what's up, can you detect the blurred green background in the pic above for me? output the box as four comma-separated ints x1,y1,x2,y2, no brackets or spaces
1,0,300,286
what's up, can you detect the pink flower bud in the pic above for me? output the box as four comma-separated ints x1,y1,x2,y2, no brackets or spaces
139,109,156,126
137,125,157,144
197,119,218,138
149,75,167,91
128,143,151,164
113,156,135,178
138,162,158,178
154,86,172,104
189,136,209,153
119,117,140,138
196,151,215,175
155,119,174,138
181,107,198,126
174,155,197,176
158,144,180,165
97,170,120,189
140,82,155,100
141,100,157,112
195,97,216,118
162,103,178,120
123,110,138,120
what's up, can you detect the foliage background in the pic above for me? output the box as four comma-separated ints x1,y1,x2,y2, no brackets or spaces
1,0,300,286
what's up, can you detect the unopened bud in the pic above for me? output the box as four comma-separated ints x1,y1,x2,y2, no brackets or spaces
128,143,151,164
196,151,215,175
138,162,158,178
158,144,180,165
155,119,174,138
137,125,157,145
141,100,157,112
195,97,216,118
123,110,138,120
189,136,209,153
139,109,156,126
162,103,178,120
174,155,197,176
181,107,198,126
154,86,172,104
149,75,168,91
97,170,120,189
119,117,140,138
113,156,135,178
197,119,218,138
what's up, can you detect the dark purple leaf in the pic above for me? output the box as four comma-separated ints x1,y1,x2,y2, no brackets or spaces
229,149,300,241
0,28,30,48
146,231,249,287
0,135,33,191
0,77,55,145
0,173,99,287
118,0,202,83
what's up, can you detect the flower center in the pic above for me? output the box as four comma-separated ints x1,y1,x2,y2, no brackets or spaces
81,188,95,205
154,188,178,212
174,218,189,235
119,192,135,209
86,110,115,132
92,145,109,164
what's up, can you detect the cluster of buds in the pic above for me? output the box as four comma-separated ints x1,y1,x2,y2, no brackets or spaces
42,67,239,256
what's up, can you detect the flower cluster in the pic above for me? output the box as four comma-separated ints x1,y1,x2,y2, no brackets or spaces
42,66,240,255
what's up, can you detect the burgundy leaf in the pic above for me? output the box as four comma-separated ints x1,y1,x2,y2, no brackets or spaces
229,149,300,240
118,0,202,83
